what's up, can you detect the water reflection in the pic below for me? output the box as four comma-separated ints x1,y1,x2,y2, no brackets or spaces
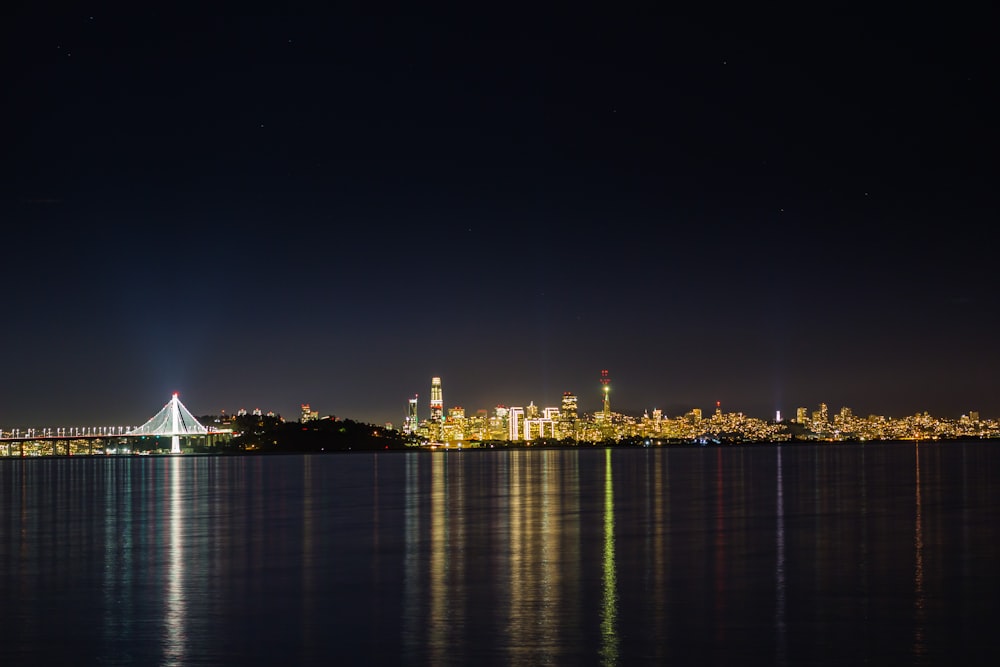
648,449,668,661
538,451,562,654
103,459,135,655
428,453,448,664
775,446,786,664
451,455,468,652
301,455,315,656
164,457,186,665
561,450,583,654
4,445,997,665
714,448,727,643
914,443,926,658
402,453,421,658
506,450,535,663
600,448,619,666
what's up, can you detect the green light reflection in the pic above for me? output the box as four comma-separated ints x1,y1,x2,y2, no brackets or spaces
600,448,619,666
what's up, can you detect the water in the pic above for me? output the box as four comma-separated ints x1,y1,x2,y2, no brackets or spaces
1,443,998,666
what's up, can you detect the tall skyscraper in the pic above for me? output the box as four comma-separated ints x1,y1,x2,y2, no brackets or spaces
560,392,578,420
405,395,419,434
430,377,443,423
559,392,578,440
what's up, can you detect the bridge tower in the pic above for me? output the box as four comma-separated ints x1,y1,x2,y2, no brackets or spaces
128,393,209,453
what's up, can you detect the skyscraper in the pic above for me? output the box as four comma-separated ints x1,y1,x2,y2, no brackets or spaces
560,392,578,420
405,395,419,434
430,377,443,423
508,406,525,441
559,392,578,440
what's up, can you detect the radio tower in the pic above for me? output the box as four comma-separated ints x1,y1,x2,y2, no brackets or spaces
600,369,611,420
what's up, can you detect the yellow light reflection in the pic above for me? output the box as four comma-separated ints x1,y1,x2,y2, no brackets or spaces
600,448,619,666
538,451,562,653
650,449,668,661
507,451,526,661
428,453,447,664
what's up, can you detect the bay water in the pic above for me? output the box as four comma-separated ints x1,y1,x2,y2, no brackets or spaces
2,443,997,665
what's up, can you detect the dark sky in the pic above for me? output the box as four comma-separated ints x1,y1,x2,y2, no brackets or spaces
2,6,997,428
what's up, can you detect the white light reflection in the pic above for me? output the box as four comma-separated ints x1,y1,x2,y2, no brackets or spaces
164,457,186,665
103,459,134,652
402,453,421,658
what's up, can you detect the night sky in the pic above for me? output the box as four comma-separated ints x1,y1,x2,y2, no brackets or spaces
2,7,997,428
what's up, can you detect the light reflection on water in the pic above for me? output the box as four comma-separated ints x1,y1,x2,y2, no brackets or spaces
775,446,786,665
913,443,926,659
165,457,186,666
2,444,999,666
600,448,619,666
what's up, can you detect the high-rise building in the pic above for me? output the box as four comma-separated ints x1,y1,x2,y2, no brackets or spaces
559,392,578,440
490,406,509,440
404,395,419,434
508,407,525,441
430,377,443,423
560,392,578,418
796,407,809,424
300,404,318,422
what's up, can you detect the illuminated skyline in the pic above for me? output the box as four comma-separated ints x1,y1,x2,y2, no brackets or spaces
0,372,992,434
2,8,996,429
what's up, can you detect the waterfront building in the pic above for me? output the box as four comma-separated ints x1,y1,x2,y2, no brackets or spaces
559,392,578,439
508,407,525,441
490,406,509,440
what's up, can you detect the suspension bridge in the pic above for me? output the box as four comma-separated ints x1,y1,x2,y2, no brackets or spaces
0,393,232,456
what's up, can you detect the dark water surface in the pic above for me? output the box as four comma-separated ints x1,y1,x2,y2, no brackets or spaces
2,444,998,665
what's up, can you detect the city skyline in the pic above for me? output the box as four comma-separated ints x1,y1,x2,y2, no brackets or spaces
392,372,992,430
0,369,994,433
2,8,996,428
